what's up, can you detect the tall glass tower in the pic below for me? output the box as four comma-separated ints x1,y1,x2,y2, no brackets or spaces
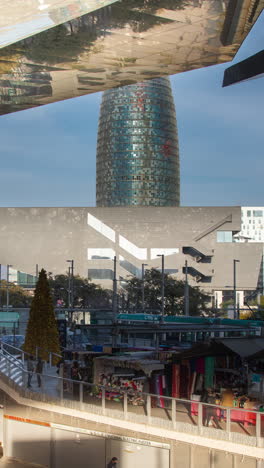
96,77,180,207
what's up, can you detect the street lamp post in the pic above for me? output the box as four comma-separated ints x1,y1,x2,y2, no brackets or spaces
112,256,118,347
67,266,71,308
184,260,189,316
233,259,240,319
112,255,118,318
141,263,148,312
6,264,12,309
35,264,39,286
66,260,74,315
157,254,165,322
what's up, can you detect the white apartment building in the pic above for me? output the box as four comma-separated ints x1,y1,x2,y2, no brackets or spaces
238,207,264,243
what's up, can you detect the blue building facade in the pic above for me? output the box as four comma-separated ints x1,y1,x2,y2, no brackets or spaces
96,77,180,206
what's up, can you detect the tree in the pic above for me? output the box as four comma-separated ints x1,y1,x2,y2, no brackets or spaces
246,295,264,320
49,274,112,309
124,268,210,316
16,0,188,67
110,0,188,33
0,281,32,307
24,269,60,361
21,21,97,65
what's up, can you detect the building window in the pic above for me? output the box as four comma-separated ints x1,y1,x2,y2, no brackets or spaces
253,210,263,217
87,248,115,260
88,269,114,280
217,231,233,242
247,210,251,217
119,256,141,277
222,290,234,302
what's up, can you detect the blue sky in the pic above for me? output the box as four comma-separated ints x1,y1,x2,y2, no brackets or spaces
0,12,263,208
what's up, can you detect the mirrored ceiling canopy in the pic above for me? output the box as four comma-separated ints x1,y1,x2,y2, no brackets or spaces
0,0,263,116
0,0,119,47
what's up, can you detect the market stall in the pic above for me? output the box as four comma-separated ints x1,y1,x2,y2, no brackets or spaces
173,338,264,425
58,351,109,397
93,353,165,405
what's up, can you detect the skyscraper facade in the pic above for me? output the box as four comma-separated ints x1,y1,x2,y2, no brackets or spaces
96,77,180,207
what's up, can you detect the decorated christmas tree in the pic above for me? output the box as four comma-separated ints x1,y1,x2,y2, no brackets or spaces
24,268,60,362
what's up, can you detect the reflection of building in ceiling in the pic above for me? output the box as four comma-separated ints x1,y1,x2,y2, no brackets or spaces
0,0,263,116
221,0,264,46
96,77,180,207
0,67,52,114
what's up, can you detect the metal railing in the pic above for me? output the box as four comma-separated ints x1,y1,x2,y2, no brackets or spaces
0,350,24,386
0,346,263,448
0,340,62,368
0,340,31,365
35,346,62,367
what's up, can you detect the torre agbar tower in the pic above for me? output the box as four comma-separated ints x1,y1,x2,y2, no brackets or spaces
96,77,180,207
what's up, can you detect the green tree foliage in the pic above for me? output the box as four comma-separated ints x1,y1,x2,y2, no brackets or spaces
125,268,210,316
109,0,188,33
12,0,188,66
24,269,60,361
21,20,97,65
0,281,32,307
247,295,264,320
49,274,112,309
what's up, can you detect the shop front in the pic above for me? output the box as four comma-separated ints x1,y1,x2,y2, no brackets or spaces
173,338,264,425
93,354,165,406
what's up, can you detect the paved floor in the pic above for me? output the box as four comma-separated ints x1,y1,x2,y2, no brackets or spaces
25,366,263,439
0,457,44,468
0,446,43,468
3,359,263,440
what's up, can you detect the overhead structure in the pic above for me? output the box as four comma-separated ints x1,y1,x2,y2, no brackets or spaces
223,49,264,86
0,0,263,116
0,0,119,48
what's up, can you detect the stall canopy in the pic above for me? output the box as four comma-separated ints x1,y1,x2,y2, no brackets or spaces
218,338,264,359
94,355,164,377
179,338,264,360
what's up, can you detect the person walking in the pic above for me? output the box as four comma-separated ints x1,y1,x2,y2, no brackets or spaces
71,360,81,399
27,355,35,388
220,387,234,422
35,357,44,388
107,457,118,468
204,388,220,428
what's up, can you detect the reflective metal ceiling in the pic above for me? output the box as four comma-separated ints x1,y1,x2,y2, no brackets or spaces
0,0,263,115
0,0,119,47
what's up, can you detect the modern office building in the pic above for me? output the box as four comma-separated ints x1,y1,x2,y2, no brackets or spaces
96,78,180,207
0,206,262,310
